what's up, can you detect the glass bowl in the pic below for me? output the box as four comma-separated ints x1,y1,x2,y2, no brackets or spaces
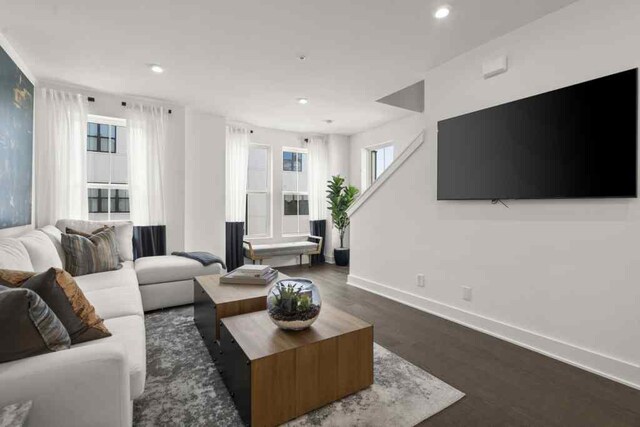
267,278,321,331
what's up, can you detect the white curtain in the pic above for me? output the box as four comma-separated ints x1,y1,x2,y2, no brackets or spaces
225,125,250,222
126,103,167,226
308,135,329,221
36,89,88,227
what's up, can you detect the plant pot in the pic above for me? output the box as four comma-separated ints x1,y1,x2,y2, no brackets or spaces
334,248,350,266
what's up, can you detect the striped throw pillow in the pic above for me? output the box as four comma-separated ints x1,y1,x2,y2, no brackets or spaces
0,285,71,363
61,227,120,276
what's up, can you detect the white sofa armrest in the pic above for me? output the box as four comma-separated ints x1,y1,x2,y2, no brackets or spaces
0,343,131,427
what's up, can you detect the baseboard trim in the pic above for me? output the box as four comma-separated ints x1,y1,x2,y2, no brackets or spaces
347,274,640,390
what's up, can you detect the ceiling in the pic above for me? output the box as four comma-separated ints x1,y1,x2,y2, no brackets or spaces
0,0,577,135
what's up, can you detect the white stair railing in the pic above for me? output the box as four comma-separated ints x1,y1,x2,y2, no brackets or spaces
347,130,425,216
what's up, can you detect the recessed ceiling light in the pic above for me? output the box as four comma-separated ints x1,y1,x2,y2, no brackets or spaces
434,6,450,19
149,64,164,73
325,119,334,124
298,55,307,61
297,98,309,105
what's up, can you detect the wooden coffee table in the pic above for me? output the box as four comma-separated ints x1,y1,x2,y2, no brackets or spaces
217,305,374,427
193,272,289,358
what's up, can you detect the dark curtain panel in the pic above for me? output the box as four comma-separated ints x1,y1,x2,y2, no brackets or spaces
226,221,245,272
133,225,166,260
309,220,326,265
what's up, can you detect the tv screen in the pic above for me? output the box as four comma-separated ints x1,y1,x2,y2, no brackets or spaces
437,68,638,200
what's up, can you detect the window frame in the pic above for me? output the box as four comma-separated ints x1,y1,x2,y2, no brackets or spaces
87,123,117,153
245,143,273,240
86,114,129,220
281,146,309,237
364,141,394,189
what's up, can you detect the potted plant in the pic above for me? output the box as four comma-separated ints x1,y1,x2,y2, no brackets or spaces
326,175,359,266
267,279,322,330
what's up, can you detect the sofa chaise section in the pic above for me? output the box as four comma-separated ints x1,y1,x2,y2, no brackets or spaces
135,255,222,312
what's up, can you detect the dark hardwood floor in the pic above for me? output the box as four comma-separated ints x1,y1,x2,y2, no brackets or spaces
277,264,640,427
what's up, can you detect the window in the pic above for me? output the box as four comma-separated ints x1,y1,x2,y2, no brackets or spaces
283,151,303,172
86,115,129,220
88,123,117,153
282,148,309,235
369,144,394,184
245,144,271,237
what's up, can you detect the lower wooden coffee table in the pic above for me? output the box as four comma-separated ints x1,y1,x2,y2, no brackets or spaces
193,272,289,359
218,305,374,427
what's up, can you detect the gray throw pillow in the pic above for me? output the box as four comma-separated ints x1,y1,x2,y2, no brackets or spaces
61,228,120,276
0,285,71,363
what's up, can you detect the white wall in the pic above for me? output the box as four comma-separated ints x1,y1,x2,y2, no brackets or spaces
349,113,424,192
0,33,37,238
348,0,640,389
184,109,226,257
326,134,350,261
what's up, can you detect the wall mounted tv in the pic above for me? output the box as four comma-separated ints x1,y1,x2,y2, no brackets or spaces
437,68,638,200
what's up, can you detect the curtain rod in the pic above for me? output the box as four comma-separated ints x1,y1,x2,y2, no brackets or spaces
85,97,172,114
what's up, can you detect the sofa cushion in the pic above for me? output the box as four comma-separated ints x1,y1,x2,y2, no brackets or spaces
40,225,66,267
74,261,137,293
0,285,70,363
56,219,134,262
0,268,112,344
18,230,63,271
73,315,146,399
135,255,222,285
0,238,33,272
84,286,143,319
61,228,120,277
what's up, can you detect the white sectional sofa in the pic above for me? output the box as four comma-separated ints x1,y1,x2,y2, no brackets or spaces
0,221,222,427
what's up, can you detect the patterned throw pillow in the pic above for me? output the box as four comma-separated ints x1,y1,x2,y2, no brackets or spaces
0,268,111,344
0,284,71,363
61,227,120,276
65,225,110,239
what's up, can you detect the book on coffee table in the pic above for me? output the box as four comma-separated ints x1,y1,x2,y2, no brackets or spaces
234,264,271,277
220,267,278,285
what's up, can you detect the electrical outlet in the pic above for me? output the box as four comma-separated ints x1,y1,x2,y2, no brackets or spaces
417,274,426,288
462,286,472,301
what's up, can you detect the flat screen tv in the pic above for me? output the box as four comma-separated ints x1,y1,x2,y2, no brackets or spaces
437,68,638,200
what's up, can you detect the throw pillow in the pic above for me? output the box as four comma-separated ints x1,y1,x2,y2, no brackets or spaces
0,268,111,344
65,225,110,239
0,284,71,363
61,227,120,276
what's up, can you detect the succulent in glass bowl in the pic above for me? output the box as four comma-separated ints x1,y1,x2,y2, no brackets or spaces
267,278,321,331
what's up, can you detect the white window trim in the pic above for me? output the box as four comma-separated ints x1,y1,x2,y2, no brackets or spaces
363,141,394,189
88,114,127,128
87,115,128,220
281,146,309,236
245,143,273,240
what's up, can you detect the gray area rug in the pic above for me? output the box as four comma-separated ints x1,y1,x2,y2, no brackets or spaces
134,306,464,427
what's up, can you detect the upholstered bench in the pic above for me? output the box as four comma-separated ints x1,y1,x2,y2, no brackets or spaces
243,235,323,266
135,255,222,312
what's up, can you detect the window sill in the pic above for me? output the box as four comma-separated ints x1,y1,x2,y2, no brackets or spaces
244,235,273,241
